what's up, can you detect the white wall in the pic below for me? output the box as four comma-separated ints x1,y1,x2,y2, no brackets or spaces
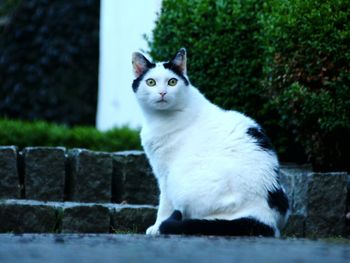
96,0,162,130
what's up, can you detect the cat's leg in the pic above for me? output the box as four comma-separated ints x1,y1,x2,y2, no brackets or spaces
146,191,174,235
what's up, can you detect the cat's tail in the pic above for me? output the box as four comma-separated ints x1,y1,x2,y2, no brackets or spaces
159,210,275,237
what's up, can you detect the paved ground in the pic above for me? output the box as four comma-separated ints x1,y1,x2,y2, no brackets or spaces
0,234,349,263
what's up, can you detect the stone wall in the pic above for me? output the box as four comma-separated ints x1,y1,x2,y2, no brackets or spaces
0,146,348,237
280,166,349,237
0,146,158,204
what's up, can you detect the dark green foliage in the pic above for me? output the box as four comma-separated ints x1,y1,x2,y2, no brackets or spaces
0,0,99,126
149,0,350,171
0,119,141,152
263,0,350,171
0,0,21,17
148,0,267,115
148,0,304,163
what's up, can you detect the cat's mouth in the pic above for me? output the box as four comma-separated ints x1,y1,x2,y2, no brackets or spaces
156,99,168,103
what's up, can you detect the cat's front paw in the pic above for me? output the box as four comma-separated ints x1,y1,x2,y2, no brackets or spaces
146,224,160,235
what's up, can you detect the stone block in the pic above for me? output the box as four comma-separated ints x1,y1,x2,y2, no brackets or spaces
0,203,58,233
292,172,309,216
347,175,350,236
307,172,347,217
279,168,294,202
280,167,348,237
112,151,159,205
61,205,110,233
345,174,350,211
281,214,305,238
305,215,346,238
280,165,311,216
111,206,157,233
0,146,20,199
23,147,66,201
305,172,348,237
67,149,112,202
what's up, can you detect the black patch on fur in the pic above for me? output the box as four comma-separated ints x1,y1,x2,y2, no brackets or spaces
247,127,274,151
132,63,156,92
163,62,189,86
159,210,274,237
268,187,289,215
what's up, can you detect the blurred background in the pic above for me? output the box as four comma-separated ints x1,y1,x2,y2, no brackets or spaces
0,0,349,172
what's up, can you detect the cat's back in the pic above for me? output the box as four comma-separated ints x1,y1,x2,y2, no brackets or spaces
179,106,261,155
167,106,279,185
141,91,272,157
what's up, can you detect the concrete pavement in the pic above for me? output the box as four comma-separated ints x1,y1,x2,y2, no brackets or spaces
0,234,349,263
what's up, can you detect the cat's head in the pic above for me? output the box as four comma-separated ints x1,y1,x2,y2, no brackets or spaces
132,48,190,111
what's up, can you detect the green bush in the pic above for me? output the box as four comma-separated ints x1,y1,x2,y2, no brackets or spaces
0,0,99,126
263,0,350,171
0,119,141,152
148,0,304,163
0,0,21,18
148,0,267,116
149,0,350,171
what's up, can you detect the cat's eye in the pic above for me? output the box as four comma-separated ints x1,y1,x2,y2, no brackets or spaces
146,78,156,87
168,78,178,86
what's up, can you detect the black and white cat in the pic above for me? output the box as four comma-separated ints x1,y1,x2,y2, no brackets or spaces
131,48,289,237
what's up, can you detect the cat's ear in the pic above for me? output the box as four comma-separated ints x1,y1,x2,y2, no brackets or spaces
132,52,153,78
170,48,187,75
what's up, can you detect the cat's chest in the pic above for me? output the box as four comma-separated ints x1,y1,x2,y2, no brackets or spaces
141,130,185,179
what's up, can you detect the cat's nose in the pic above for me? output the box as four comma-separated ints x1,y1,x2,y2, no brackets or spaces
159,92,167,97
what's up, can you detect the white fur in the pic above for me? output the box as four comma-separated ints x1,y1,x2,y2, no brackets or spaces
133,58,287,237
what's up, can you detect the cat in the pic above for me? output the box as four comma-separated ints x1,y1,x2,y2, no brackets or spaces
131,48,289,237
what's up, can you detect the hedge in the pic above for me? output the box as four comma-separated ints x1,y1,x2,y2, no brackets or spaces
0,0,99,126
148,0,304,163
0,0,21,18
262,0,350,171
148,0,350,171
148,0,266,117
0,119,141,152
